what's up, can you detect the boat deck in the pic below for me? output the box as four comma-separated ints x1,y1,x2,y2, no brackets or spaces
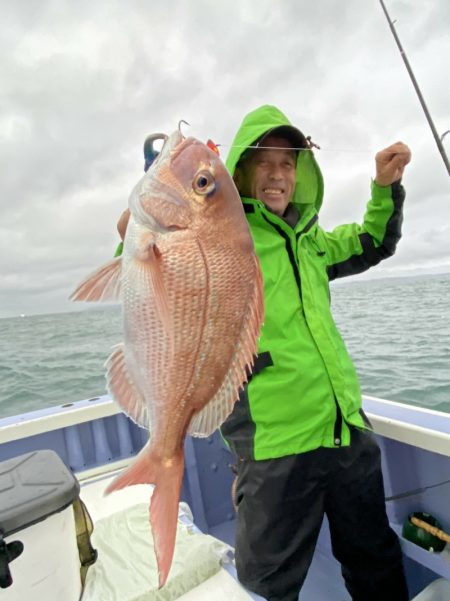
2,395,450,599
80,471,350,600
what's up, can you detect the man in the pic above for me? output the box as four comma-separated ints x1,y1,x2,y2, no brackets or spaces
219,105,411,601
116,105,411,600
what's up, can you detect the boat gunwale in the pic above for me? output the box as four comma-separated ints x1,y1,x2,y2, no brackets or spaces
1,394,450,457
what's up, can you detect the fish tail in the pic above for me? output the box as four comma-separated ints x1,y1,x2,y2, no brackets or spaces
151,451,185,588
104,446,156,494
104,447,185,588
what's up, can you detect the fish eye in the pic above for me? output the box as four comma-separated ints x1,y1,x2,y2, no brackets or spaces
193,170,215,195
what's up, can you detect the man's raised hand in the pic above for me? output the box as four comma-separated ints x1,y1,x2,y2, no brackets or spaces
375,142,411,187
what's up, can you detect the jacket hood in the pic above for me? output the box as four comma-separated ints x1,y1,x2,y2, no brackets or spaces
226,105,324,212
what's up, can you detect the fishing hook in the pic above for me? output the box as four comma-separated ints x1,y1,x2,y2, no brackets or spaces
178,120,190,135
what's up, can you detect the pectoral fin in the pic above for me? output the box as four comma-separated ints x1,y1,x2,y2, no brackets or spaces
70,257,122,302
135,242,172,339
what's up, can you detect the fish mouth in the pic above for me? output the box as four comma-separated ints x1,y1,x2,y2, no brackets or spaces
157,130,184,161
153,130,206,166
169,136,202,163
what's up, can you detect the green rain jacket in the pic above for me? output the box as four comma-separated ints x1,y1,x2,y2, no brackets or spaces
220,105,405,461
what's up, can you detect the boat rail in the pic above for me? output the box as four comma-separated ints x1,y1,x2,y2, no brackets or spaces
1,394,449,457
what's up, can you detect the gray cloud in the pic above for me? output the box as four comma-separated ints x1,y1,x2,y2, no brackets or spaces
0,0,449,318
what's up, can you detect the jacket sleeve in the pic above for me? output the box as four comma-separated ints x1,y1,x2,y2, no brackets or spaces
323,180,405,281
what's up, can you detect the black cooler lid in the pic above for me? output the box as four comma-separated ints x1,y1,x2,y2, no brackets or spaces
0,450,80,537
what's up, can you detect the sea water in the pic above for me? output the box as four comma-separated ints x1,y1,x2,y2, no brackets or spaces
0,273,449,420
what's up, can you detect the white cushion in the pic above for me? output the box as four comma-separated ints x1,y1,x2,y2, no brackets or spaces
82,502,231,601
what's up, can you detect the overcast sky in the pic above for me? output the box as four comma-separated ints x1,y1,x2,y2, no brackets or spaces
1,0,449,318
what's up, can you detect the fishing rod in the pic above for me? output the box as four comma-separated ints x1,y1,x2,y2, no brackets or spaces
379,0,450,176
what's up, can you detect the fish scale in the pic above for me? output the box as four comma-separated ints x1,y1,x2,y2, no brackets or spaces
70,129,264,587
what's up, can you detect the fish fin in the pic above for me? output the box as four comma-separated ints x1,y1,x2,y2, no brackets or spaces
188,256,264,437
70,257,122,302
187,359,246,437
104,444,155,493
136,244,172,339
105,447,184,589
105,344,149,429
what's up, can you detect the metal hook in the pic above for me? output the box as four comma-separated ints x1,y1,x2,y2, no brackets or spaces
178,120,190,135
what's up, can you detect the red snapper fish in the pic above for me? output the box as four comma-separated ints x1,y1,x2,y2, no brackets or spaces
70,130,264,587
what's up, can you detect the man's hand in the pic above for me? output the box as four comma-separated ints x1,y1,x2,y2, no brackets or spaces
374,142,411,187
117,209,130,241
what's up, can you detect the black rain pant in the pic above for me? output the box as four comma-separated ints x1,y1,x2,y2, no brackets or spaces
233,427,409,601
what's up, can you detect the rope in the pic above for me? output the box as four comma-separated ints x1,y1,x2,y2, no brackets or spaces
385,477,450,502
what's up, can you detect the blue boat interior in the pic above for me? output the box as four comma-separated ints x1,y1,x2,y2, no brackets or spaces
1,396,450,600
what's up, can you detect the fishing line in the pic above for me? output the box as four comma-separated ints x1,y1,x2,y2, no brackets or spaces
385,476,450,502
217,143,390,155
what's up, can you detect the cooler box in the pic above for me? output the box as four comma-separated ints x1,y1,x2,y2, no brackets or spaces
0,450,82,601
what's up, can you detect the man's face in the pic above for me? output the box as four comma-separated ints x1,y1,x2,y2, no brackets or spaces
234,136,297,216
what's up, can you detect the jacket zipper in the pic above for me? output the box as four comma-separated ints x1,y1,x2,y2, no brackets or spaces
261,215,302,298
296,214,318,238
261,210,343,446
